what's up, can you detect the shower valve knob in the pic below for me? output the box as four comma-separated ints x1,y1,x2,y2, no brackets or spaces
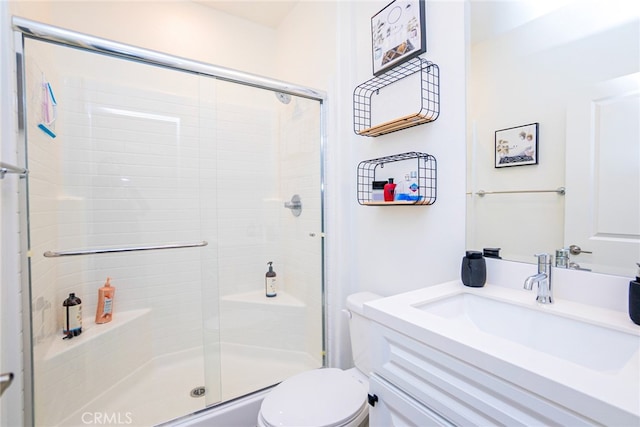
284,194,302,217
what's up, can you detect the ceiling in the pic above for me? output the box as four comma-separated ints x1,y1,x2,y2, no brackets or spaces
193,0,299,28
470,0,573,44
194,1,573,41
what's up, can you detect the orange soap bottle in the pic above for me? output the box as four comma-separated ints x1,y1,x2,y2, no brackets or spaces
95,277,115,324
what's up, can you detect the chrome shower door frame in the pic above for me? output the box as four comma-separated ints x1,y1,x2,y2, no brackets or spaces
13,16,328,427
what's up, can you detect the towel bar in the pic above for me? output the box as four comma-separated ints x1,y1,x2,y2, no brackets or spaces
0,162,28,179
43,241,208,257
475,187,565,196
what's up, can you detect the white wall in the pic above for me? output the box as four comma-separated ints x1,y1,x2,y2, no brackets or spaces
348,0,466,294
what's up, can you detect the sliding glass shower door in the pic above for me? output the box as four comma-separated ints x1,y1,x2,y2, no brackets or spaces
209,80,324,404
21,31,323,426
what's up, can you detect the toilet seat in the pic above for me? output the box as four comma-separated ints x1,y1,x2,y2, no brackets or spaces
259,368,368,427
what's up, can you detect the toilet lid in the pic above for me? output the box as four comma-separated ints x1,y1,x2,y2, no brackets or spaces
260,368,367,427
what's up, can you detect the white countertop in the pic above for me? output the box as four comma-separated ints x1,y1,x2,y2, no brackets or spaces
364,280,640,425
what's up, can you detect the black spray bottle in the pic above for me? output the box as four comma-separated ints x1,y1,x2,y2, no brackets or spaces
265,262,277,297
629,263,640,325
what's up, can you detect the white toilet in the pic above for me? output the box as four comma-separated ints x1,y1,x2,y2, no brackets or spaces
257,292,381,427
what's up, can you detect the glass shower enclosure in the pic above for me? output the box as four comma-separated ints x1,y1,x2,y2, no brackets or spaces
15,18,325,426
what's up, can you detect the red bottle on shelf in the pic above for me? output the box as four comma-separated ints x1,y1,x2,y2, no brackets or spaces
383,178,396,202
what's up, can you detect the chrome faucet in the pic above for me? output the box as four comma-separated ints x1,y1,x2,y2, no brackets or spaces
524,253,553,304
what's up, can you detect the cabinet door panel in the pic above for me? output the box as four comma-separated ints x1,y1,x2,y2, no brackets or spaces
369,375,453,427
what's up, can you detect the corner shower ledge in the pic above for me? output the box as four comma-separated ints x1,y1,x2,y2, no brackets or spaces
221,290,305,307
39,308,152,361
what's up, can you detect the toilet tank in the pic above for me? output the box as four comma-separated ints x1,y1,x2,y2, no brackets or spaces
346,292,381,376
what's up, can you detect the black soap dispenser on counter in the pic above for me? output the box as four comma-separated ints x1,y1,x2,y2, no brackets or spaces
629,262,640,325
461,251,486,288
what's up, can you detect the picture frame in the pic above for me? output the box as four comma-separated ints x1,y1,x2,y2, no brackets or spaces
371,0,426,76
494,122,539,168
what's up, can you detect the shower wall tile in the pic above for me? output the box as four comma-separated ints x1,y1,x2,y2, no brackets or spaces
30,74,209,370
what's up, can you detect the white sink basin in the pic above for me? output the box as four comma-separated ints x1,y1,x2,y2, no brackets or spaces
416,293,638,372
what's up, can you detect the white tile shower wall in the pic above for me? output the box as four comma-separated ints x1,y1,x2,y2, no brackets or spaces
27,48,210,407
58,76,205,356
24,40,66,350
197,77,222,404
215,81,281,299
278,97,323,361
214,83,323,363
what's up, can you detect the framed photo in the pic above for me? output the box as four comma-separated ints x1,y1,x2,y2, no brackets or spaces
495,122,539,168
371,0,426,76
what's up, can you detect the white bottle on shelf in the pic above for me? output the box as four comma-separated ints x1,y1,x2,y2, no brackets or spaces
407,171,420,201
394,174,411,201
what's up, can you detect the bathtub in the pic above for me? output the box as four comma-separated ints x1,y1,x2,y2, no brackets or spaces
163,388,268,427
55,343,318,426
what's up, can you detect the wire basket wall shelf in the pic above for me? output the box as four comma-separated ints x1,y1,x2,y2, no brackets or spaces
357,152,437,206
353,58,440,137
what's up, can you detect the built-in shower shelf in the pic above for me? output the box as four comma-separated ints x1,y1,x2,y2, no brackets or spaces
221,290,305,307
220,290,308,352
39,308,151,362
36,308,155,425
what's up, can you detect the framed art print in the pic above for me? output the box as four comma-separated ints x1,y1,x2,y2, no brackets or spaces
495,122,539,168
371,0,426,76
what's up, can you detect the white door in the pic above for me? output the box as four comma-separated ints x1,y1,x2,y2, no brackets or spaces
564,73,640,276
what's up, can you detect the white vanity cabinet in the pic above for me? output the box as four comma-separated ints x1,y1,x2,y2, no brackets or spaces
367,322,599,427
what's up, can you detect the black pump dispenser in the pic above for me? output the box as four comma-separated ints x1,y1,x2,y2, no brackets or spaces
62,293,83,339
461,251,486,288
629,262,640,325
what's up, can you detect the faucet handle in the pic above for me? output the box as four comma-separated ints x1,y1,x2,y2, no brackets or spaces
533,253,552,264
555,248,570,268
